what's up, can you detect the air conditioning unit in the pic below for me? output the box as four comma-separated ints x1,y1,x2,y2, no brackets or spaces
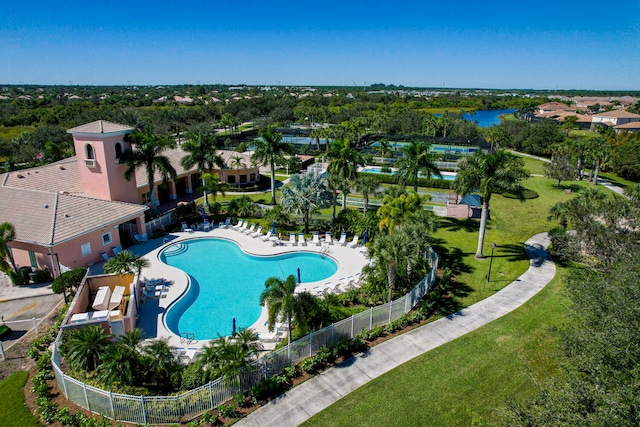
84,159,97,168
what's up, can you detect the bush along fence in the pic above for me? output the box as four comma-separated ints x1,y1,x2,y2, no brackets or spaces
50,248,439,425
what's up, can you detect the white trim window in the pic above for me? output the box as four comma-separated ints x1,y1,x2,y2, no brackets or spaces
81,242,92,257
102,232,113,246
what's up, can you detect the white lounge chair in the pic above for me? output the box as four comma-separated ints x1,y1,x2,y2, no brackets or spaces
219,217,231,228
346,235,359,248
184,347,198,360
201,219,211,231
142,287,163,299
260,230,273,241
311,232,321,246
251,226,263,237
298,233,307,246
337,232,347,246
181,222,194,233
232,219,243,230
324,232,333,245
286,233,297,246
237,221,249,233
244,223,256,234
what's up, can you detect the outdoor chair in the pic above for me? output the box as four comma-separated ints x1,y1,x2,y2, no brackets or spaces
251,226,263,238
311,232,321,246
346,235,359,248
298,233,307,246
337,232,347,246
324,231,333,245
260,230,273,241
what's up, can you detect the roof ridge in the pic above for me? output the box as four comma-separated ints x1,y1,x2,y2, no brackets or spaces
48,192,60,246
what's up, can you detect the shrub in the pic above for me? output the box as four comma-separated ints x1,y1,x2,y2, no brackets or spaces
217,403,239,418
282,364,298,379
32,267,52,283
360,325,384,342
51,268,87,295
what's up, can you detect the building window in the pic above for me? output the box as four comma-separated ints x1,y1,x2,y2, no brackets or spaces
28,251,37,268
141,192,151,203
85,144,95,159
81,242,91,257
102,232,112,246
114,142,124,163
250,173,256,182
228,175,236,184
239,174,247,184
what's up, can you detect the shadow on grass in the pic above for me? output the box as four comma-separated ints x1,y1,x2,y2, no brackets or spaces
437,217,479,234
494,243,529,263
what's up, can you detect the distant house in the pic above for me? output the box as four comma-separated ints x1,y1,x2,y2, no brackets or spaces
591,109,640,128
614,121,640,134
537,102,575,115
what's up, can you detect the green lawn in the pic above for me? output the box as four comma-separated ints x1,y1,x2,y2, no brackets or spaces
0,125,33,142
513,154,548,176
304,270,567,427
0,371,42,427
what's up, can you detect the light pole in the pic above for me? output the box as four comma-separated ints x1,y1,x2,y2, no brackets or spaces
53,253,67,303
487,243,496,282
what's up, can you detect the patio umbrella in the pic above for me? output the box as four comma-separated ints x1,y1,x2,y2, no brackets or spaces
363,230,367,244
201,207,206,222
271,221,276,234
297,267,301,284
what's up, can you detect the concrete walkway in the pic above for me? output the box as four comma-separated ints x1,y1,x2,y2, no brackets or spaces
236,232,556,427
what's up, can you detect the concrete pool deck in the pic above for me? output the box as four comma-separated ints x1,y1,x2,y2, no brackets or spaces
135,226,369,351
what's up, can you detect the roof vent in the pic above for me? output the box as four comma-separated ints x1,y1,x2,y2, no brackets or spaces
59,165,65,170
44,204,48,208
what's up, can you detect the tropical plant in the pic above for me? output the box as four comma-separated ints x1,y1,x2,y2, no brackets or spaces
253,127,291,205
259,274,298,345
226,195,260,217
370,232,414,303
180,132,222,208
353,175,380,213
200,173,229,205
453,150,528,258
63,325,111,371
395,140,441,192
103,250,150,277
377,191,426,233
377,140,392,166
280,173,330,233
0,222,17,274
141,338,179,387
124,125,177,216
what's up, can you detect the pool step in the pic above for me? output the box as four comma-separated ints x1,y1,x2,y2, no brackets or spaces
163,242,188,257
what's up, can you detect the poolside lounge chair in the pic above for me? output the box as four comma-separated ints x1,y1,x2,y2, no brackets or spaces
251,226,263,237
311,232,321,246
219,217,231,228
232,219,243,230
184,348,198,361
101,251,112,261
324,232,333,245
181,222,194,233
286,233,297,246
111,245,123,256
133,233,147,243
260,230,273,241
142,287,163,299
337,232,347,246
201,219,211,231
244,223,256,234
238,221,249,233
346,235,359,248
298,233,307,246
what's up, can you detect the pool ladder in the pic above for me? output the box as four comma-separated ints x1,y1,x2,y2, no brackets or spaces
180,332,195,343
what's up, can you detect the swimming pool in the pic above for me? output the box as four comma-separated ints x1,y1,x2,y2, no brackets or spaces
160,238,338,340
359,166,457,181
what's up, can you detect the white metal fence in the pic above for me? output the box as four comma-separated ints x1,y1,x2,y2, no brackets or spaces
145,211,174,237
51,248,438,424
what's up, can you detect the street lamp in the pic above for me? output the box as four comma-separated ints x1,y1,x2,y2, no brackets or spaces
487,243,497,282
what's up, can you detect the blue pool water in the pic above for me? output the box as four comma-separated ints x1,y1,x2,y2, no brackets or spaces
462,109,516,127
360,166,457,181
161,238,337,340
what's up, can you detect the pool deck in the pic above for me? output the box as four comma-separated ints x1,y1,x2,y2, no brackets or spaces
136,226,369,351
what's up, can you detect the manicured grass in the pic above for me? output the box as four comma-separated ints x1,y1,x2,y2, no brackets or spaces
0,125,34,142
514,154,548,176
0,371,42,427
304,270,568,427
597,170,637,190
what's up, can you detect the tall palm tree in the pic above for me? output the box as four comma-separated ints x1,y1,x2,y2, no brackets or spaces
97,342,136,385
395,140,442,192
253,127,291,205
377,191,426,234
230,154,245,170
124,126,177,216
327,173,341,220
453,150,528,258
353,175,380,213
200,173,229,205
180,132,220,208
64,325,112,371
279,173,330,233
103,250,150,277
0,222,17,274
259,274,297,345
142,338,178,386
327,138,364,211
377,140,392,166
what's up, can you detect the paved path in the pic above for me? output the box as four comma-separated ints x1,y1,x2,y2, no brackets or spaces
236,232,555,427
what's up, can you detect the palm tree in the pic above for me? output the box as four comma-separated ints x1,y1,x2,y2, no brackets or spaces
103,250,150,277
180,132,220,208
259,274,297,345
377,191,426,234
377,140,392,166
395,140,442,192
200,173,229,205
142,338,178,386
0,222,17,274
327,138,364,211
280,173,330,233
124,126,177,216
370,232,412,303
453,150,528,258
64,325,112,371
253,127,291,205
97,342,136,385
230,153,245,170
353,175,380,213
327,173,341,220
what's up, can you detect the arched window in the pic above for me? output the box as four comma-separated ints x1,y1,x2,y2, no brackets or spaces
85,144,95,160
114,142,123,162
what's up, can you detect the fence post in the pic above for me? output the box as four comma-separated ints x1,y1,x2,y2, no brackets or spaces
209,382,214,410
369,307,373,330
109,391,115,419
350,315,354,338
32,317,38,336
141,397,146,425
83,382,90,410
388,301,392,324
309,331,313,357
0,341,4,361
331,324,335,345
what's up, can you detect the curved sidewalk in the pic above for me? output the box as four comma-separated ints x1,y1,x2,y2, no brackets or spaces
236,232,556,427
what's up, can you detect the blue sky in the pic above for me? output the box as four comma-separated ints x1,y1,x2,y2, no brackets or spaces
1,1,639,90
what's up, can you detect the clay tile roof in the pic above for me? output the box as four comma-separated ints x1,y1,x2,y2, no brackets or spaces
614,122,640,129
2,158,83,194
593,110,640,119
67,120,134,135
0,185,146,246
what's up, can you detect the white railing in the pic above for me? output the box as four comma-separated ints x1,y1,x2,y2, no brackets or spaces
51,248,438,424
145,211,174,236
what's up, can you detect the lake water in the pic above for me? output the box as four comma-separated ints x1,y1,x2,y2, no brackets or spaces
462,109,516,127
